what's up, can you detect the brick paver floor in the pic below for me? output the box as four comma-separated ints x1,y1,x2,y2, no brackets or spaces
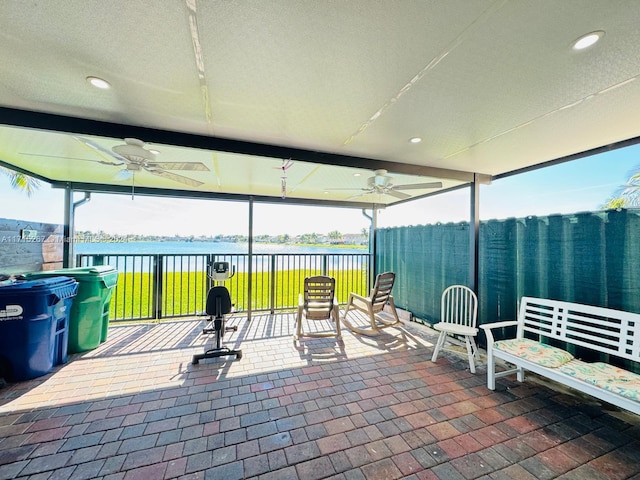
1,312,639,479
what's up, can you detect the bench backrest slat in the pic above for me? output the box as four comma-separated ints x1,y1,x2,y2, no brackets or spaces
519,297,640,363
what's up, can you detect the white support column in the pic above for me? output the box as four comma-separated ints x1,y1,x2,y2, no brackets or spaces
247,197,254,322
63,186,73,268
62,187,91,268
470,174,480,294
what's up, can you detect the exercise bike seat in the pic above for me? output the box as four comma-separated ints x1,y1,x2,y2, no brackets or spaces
206,285,232,316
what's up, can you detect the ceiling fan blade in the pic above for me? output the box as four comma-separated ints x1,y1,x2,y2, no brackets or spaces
347,191,370,200
392,181,443,190
83,158,123,166
74,136,129,164
147,161,209,171
145,168,204,187
385,190,411,200
18,152,122,166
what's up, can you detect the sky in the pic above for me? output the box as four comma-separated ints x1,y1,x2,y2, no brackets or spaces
1,143,638,237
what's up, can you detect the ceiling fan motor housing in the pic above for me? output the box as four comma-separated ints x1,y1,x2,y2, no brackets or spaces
112,138,156,164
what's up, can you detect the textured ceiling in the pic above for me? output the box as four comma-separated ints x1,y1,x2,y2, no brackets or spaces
1,0,639,207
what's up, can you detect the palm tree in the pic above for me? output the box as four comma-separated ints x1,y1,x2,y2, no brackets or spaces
328,230,343,244
603,166,640,208
0,166,40,196
278,233,290,244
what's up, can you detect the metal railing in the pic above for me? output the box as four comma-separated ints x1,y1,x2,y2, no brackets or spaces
77,252,371,322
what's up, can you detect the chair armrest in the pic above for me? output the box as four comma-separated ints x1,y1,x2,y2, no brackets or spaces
348,292,368,302
348,292,371,310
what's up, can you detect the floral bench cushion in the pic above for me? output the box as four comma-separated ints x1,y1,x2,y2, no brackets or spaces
493,338,574,368
559,360,640,402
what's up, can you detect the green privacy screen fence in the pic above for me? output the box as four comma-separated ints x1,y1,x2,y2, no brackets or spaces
376,208,640,365
377,221,472,325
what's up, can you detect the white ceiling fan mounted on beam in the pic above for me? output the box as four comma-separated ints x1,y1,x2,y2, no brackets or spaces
328,169,443,200
110,138,209,187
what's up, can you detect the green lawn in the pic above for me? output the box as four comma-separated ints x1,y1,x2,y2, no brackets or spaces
109,269,367,321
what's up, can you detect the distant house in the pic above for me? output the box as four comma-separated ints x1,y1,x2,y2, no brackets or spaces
342,234,367,245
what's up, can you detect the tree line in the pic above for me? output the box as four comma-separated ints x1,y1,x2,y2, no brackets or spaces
73,229,369,246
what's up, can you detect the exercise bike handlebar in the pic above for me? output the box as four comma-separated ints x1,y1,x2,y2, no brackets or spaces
208,261,235,282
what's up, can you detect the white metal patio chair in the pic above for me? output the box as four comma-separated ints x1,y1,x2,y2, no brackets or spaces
294,275,341,341
431,285,479,373
341,271,401,336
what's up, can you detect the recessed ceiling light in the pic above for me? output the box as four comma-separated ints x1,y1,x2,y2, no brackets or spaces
86,76,111,89
353,173,361,177
409,137,422,144
572,31,604,51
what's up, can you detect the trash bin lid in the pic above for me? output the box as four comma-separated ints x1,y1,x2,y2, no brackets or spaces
66,267,119,288
0,276,78,297
28,266,119,288
44,266,115,276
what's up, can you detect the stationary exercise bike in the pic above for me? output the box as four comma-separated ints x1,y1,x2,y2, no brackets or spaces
192,261,242,363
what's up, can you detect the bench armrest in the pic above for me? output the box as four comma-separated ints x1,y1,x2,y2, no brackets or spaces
480,320,518,345
480,321,518,331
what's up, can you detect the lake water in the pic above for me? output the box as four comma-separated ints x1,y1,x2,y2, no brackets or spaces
75,241,369,273
75,240,365,255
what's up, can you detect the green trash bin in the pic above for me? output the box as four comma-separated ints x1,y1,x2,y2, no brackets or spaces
27,266,119,353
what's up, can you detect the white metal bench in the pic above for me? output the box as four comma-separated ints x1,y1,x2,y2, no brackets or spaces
481,297,640,415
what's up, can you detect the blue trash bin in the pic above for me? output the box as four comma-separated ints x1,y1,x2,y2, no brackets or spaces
0,276,78,382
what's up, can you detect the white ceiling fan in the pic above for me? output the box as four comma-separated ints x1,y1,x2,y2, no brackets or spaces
20,136,210,187
329,169,443,200
108,138,209,187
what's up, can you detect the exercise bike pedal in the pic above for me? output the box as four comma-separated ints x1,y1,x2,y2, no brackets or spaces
202,324,238,335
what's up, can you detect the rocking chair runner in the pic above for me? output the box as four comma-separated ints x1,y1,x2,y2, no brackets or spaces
341,271,401,335
294,275,341,341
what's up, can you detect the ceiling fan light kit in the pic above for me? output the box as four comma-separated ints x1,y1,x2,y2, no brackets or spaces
114,169,134,181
